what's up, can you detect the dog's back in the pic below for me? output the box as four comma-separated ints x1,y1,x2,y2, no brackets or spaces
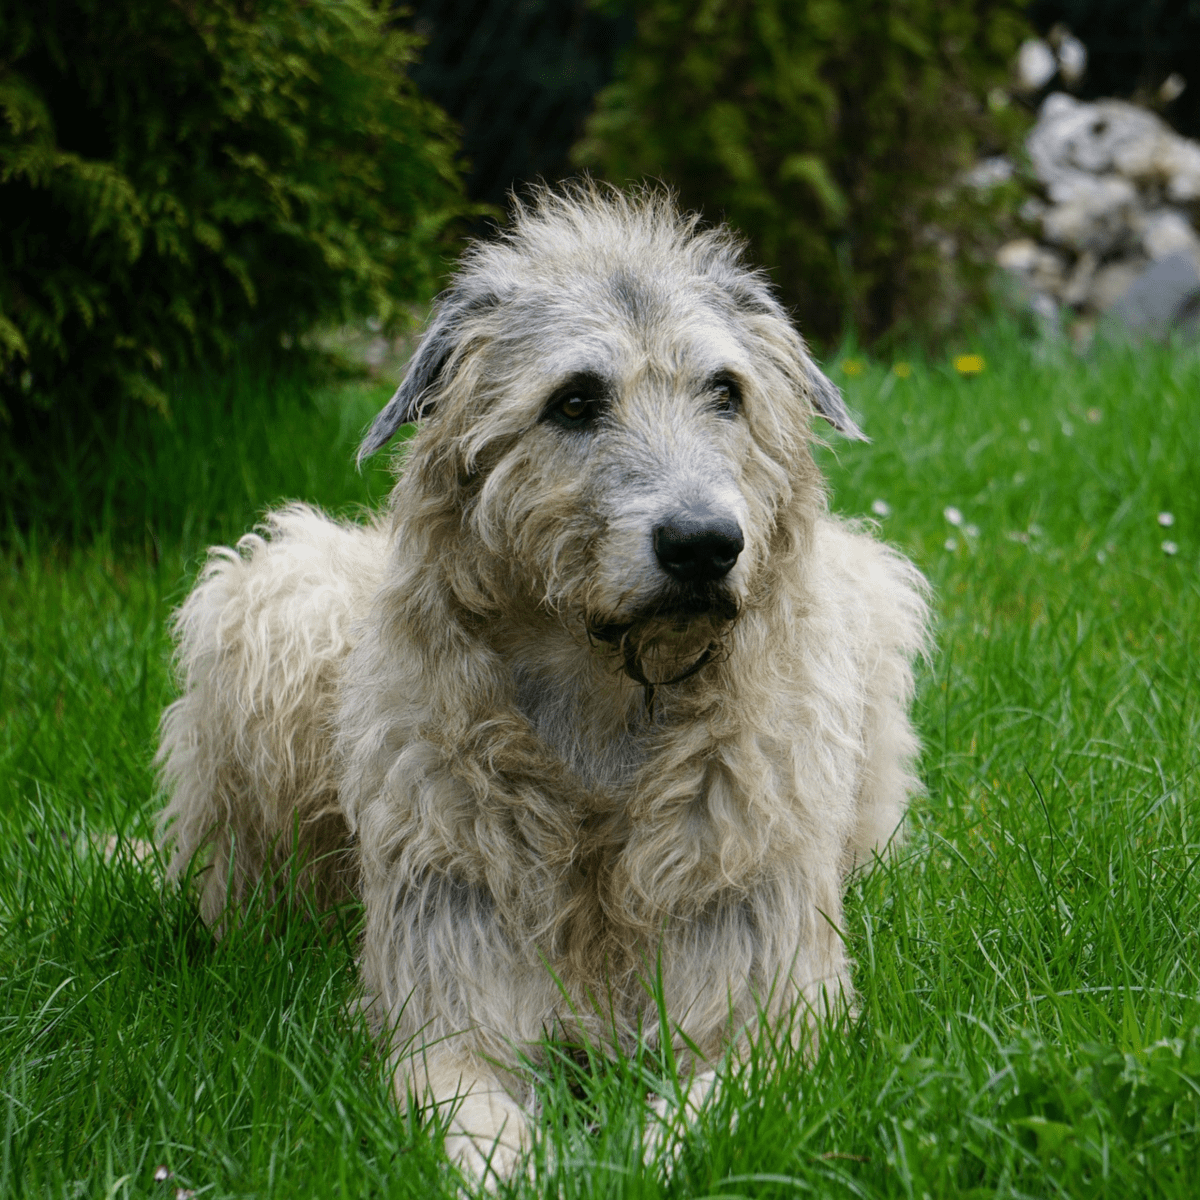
157,503,389,922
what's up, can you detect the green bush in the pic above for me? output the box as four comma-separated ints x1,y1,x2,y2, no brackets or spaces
574,0,1030,345
0,0,467,423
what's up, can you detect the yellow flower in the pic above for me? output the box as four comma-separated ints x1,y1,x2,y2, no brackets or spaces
893,361,912,378
954,353,985,375
842,358,864,376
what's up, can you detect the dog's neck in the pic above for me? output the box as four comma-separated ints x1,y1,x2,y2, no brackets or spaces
493,612,659,792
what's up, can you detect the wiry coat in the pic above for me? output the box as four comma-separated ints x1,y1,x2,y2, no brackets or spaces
158,186,929,1179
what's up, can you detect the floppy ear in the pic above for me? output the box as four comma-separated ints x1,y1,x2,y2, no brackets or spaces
357,289,498,464
720,269,868,442
806,363,867,441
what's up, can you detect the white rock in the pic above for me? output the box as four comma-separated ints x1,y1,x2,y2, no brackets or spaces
1090,260,1149,311
1041,175,1137,254
1139,209,1200,262
964,156,1014,189
993,86,1200,324
996,238,1039,272
1160,139,1200,202
996,238,1067,292
1017,39,1058,91
1057,33,1087,85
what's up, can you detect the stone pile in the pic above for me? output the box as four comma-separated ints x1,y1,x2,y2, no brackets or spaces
995,92,1200,337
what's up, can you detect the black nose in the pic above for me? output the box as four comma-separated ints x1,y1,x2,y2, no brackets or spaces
653,514,744,584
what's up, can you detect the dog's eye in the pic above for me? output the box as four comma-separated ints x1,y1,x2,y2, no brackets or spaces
710,374,742,416
559,396,591,422
543,374,608,430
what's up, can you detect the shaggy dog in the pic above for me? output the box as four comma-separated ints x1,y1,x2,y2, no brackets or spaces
158,185,929,1181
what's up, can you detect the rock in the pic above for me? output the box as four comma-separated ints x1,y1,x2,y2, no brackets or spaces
1040,175,1137,254
1107,253,1200,335
963,156,1014,190
1138,209,1200,263
1017,39,1057,91
996,238,1068,293
990,90,1200,330
1055,32,1087,86
1090,259,1149,311
1027,94,1162,183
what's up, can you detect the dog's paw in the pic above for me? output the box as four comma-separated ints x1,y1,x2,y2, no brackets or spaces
444,1088,532,1191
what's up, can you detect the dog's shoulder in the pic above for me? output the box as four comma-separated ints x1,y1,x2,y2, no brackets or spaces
804,514,930,662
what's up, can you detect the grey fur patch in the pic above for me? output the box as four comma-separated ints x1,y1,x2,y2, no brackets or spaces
608,268,656,324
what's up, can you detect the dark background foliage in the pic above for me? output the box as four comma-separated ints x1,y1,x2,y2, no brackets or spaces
572,0,1030,347
405,0,633,210
1029,0,1200,138
0,0,468,431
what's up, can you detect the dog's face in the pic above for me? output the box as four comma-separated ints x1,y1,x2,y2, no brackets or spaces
363,189,862,686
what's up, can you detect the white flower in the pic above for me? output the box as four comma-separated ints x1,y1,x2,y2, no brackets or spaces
944,537,958,552
871,498,891,517
154,1167,172,1183
1028,438,1041,452
1162,541,1178,556
964,523,980,538
1158,512,1175,527
943,505,964,526
1019,418,1032,433
1061,420,1074,437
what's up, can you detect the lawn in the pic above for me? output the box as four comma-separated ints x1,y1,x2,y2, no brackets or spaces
2,325,1198,1198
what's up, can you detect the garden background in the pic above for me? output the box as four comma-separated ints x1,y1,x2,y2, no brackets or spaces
2,1,1198,1196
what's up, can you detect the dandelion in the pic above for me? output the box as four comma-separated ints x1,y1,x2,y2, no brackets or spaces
943,505,964,526
944,537,958,552
893,361,912,378
1158,512,1175,527
1162,541,1178,556
871,499,891,517
953,353,985,375
842,358,864,376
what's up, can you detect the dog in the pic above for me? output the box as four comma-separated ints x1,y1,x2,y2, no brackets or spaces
157,184,929,1181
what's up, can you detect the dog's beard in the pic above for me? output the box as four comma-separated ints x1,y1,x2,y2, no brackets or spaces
585,584,740,709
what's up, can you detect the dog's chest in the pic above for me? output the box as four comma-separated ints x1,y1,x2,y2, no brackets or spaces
514,669,646,791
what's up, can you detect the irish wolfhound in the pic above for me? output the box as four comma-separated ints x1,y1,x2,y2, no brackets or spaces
158,185,929,1180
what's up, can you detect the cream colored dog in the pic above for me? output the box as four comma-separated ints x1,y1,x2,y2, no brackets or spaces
158,184,929,1181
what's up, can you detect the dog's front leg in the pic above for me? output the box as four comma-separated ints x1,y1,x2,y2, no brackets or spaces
404,1051,532,1185
645,1064,721,1167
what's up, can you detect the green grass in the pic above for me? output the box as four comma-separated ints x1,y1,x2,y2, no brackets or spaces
2,327,1198,1197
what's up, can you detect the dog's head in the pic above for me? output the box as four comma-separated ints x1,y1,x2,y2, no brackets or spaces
362,184,863,689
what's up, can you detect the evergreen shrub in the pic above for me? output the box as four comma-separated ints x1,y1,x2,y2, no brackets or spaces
0,0,467,425
574,0,1030,345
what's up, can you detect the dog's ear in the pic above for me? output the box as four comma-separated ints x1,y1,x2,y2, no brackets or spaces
806,364,867,441
357,290,499,464
720,271,867,442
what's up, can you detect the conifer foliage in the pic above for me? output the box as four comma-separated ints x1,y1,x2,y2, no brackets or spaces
0,0,466,422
